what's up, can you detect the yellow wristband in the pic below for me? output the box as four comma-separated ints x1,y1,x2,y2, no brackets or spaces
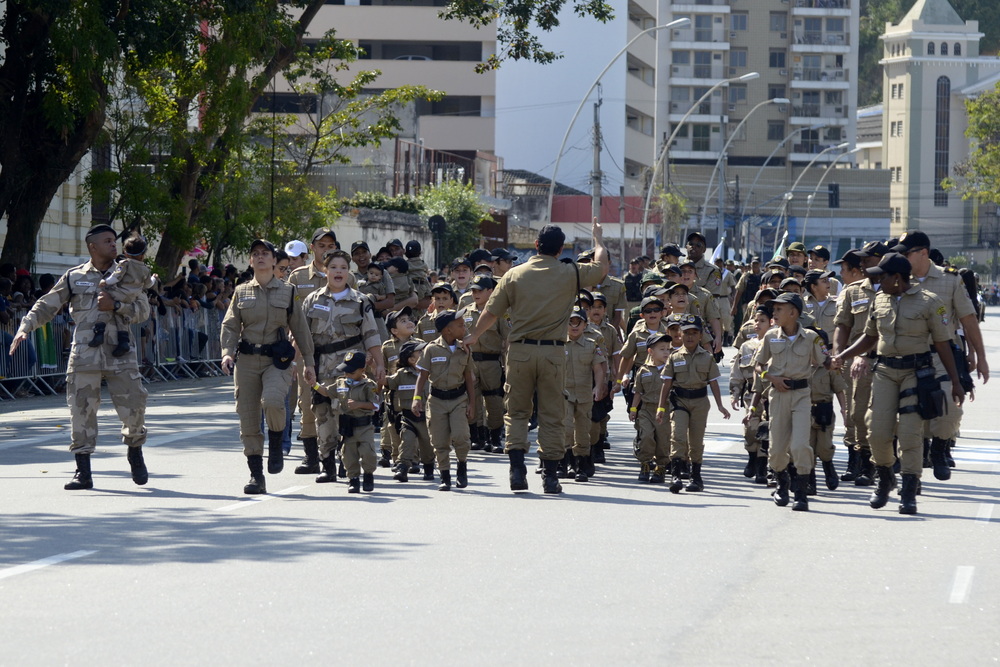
312,383,321,391
760,370,768,379
656,407,667,414
749,406,758,414
413,395,422,401
615,379,622,385
629,407,637,413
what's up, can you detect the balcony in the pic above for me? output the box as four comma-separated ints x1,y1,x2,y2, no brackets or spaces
668,98,725,118
669,62,726,83
792,31,850,53
790,67,851,88
672,0,730,13
792,0,851,16
789,103,849,125
670,25,731,49
789,142,850,162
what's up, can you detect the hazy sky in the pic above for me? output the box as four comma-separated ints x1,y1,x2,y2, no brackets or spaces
495,3,627,195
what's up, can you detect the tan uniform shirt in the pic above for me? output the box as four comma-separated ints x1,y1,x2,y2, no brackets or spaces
753,324,828,381
634,362,666,411
334,376,379,416
834,278,877,345
804,295,837,337
586,276,628,316
382,337,403,375
661,346,721,388
486,254,605,342
863,285,952,357
564,334,605,402
810,365,846,404
694,257,727,297
594,319,622,362
417,312,439,342
730,337,761,395
622,319,668,368
16,261,151,373
287,263,327,304
353,268,395,295
386,367,419,411
104,257,154,299
220,276,314,365
915,263,976,344
300,286,379,378
688,284,722,322
391,272,413,302
417,338,472,391
466,304,507,354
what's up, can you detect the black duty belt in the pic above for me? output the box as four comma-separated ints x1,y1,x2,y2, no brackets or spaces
344,416,372,428
315,335,363,355
518,338,565,346
238,341,273,355
877,353,931,369
431,386,466,400
472,352,501,361
784,378,810,390
712,294,728,298
672,386,708,399
401,408,425,422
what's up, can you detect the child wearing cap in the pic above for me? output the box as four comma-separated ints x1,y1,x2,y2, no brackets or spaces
418,284,458,342
412,309,476,491
385,341,435,482
317,352,380,493
630,331,673,483
751,292,835,511
617,295,667,406
467,274,508,453
731,305,773,484
803,270,836,337
93,233,156,357
381,307,416,470
808,329,848,494
655,315,731,493
588,292,621,460
563,306,608,482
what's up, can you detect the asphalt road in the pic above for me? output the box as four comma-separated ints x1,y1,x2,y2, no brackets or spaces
2,313,999,665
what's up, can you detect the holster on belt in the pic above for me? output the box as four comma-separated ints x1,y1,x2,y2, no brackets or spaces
899,364,945,420
950,343,975,393
811,401,834,430
338,413,354,438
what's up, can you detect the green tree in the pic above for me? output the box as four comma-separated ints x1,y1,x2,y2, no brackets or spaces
945,83,1000,204
419,180,491,262
656,190,690,246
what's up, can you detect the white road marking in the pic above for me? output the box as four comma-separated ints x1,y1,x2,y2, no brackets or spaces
949,566,975,604
0,550,97,582
976,504,994,523
214,485,308,512
0,432,67,451
143,428,226,448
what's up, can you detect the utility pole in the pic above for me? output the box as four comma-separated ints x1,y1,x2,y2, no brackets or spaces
619,185,626,265
591,85,603,227
717,112,727,252
732,175,741,260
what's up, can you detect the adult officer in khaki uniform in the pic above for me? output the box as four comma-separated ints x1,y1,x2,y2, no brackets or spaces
221,240,316,495
832,253,964,515
892,231,989,478
465,221,609,494
287,227,339,473
579,250,628,330
10,224,151,490
686,232,728,304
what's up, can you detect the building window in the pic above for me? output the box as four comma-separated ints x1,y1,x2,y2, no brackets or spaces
694,14,713,42
673,50,691,65
730,49,748,69
928,42,935,55
767,121,785,141
731,13,748,31
897,119,904,136
768,83,786,100
935,76,951,206
670,87,690,103
955,43,962,56
769,49,786,68
891,84,898,99
890,121,897,137
941,42,948,56
694,51,712,78
769,12,787,32
729,85,747,105
692,125,712,152
898,83,905,100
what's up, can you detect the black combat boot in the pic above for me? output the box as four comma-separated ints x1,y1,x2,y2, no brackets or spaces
669,459,684,494
929,437,951,481
574,456,589,482
438,468,452,492
409,461,420,473
601,433,611,450
754,456,768,485
686,462,704,492
583,454,596,478
362,472,374,492
394,461,410,482
422,462,435,481
772,469,790,506
898,473,918,515
89,322,106,347
315,456,337,483
295,437,320,474
743,450,756,478
244,455,266,495
65,453,94,490
679,460,691,480
112,330,131,357
855,448,875,486
267,430,284,474
841,447,859,482
127,446,148,485
922,438,933,468
649,464,665,484
486,428,503,453
792,474,810,511
348,477,361,493
470,425,486,451
869,465,896,509
557,450,573,479
508,449,529,491
822,460,839,490
378,449,391,468
593,439,607,464
638,461,651,483
455,460,468,488
542,459,562,494
806,469,818,496
946,439,956,468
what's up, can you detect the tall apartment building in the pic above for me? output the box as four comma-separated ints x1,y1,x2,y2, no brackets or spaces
624,0,860,199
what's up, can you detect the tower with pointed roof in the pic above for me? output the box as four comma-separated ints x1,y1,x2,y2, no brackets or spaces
880,0,1000,249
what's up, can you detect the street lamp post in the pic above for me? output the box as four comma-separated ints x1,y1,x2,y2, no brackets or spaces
640,72,759,255
698,97,790,244
546,17,691,224
801,145,862,243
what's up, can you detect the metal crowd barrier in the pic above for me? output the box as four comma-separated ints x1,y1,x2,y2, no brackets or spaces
0,303,224,401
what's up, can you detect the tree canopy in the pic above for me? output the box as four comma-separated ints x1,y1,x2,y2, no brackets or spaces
945,83,1000,204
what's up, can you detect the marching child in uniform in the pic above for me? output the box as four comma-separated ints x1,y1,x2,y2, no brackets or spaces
630,332,672,484
381,307,416,469
412,309,476,491
418,283,458,343
589,292,620,462
808,329,848,493
386,341,435,482
321,351,380,494
731,305,772,483
467,274,508,453
656,314,730,493
564,306,607,482
94,233,156,357
617,294,668,403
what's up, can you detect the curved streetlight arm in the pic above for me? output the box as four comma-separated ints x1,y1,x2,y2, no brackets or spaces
801,146,862,242
771,142,847,252
739,122,828,225
698,97,789,229
546,17,691,223
640,71,759,253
